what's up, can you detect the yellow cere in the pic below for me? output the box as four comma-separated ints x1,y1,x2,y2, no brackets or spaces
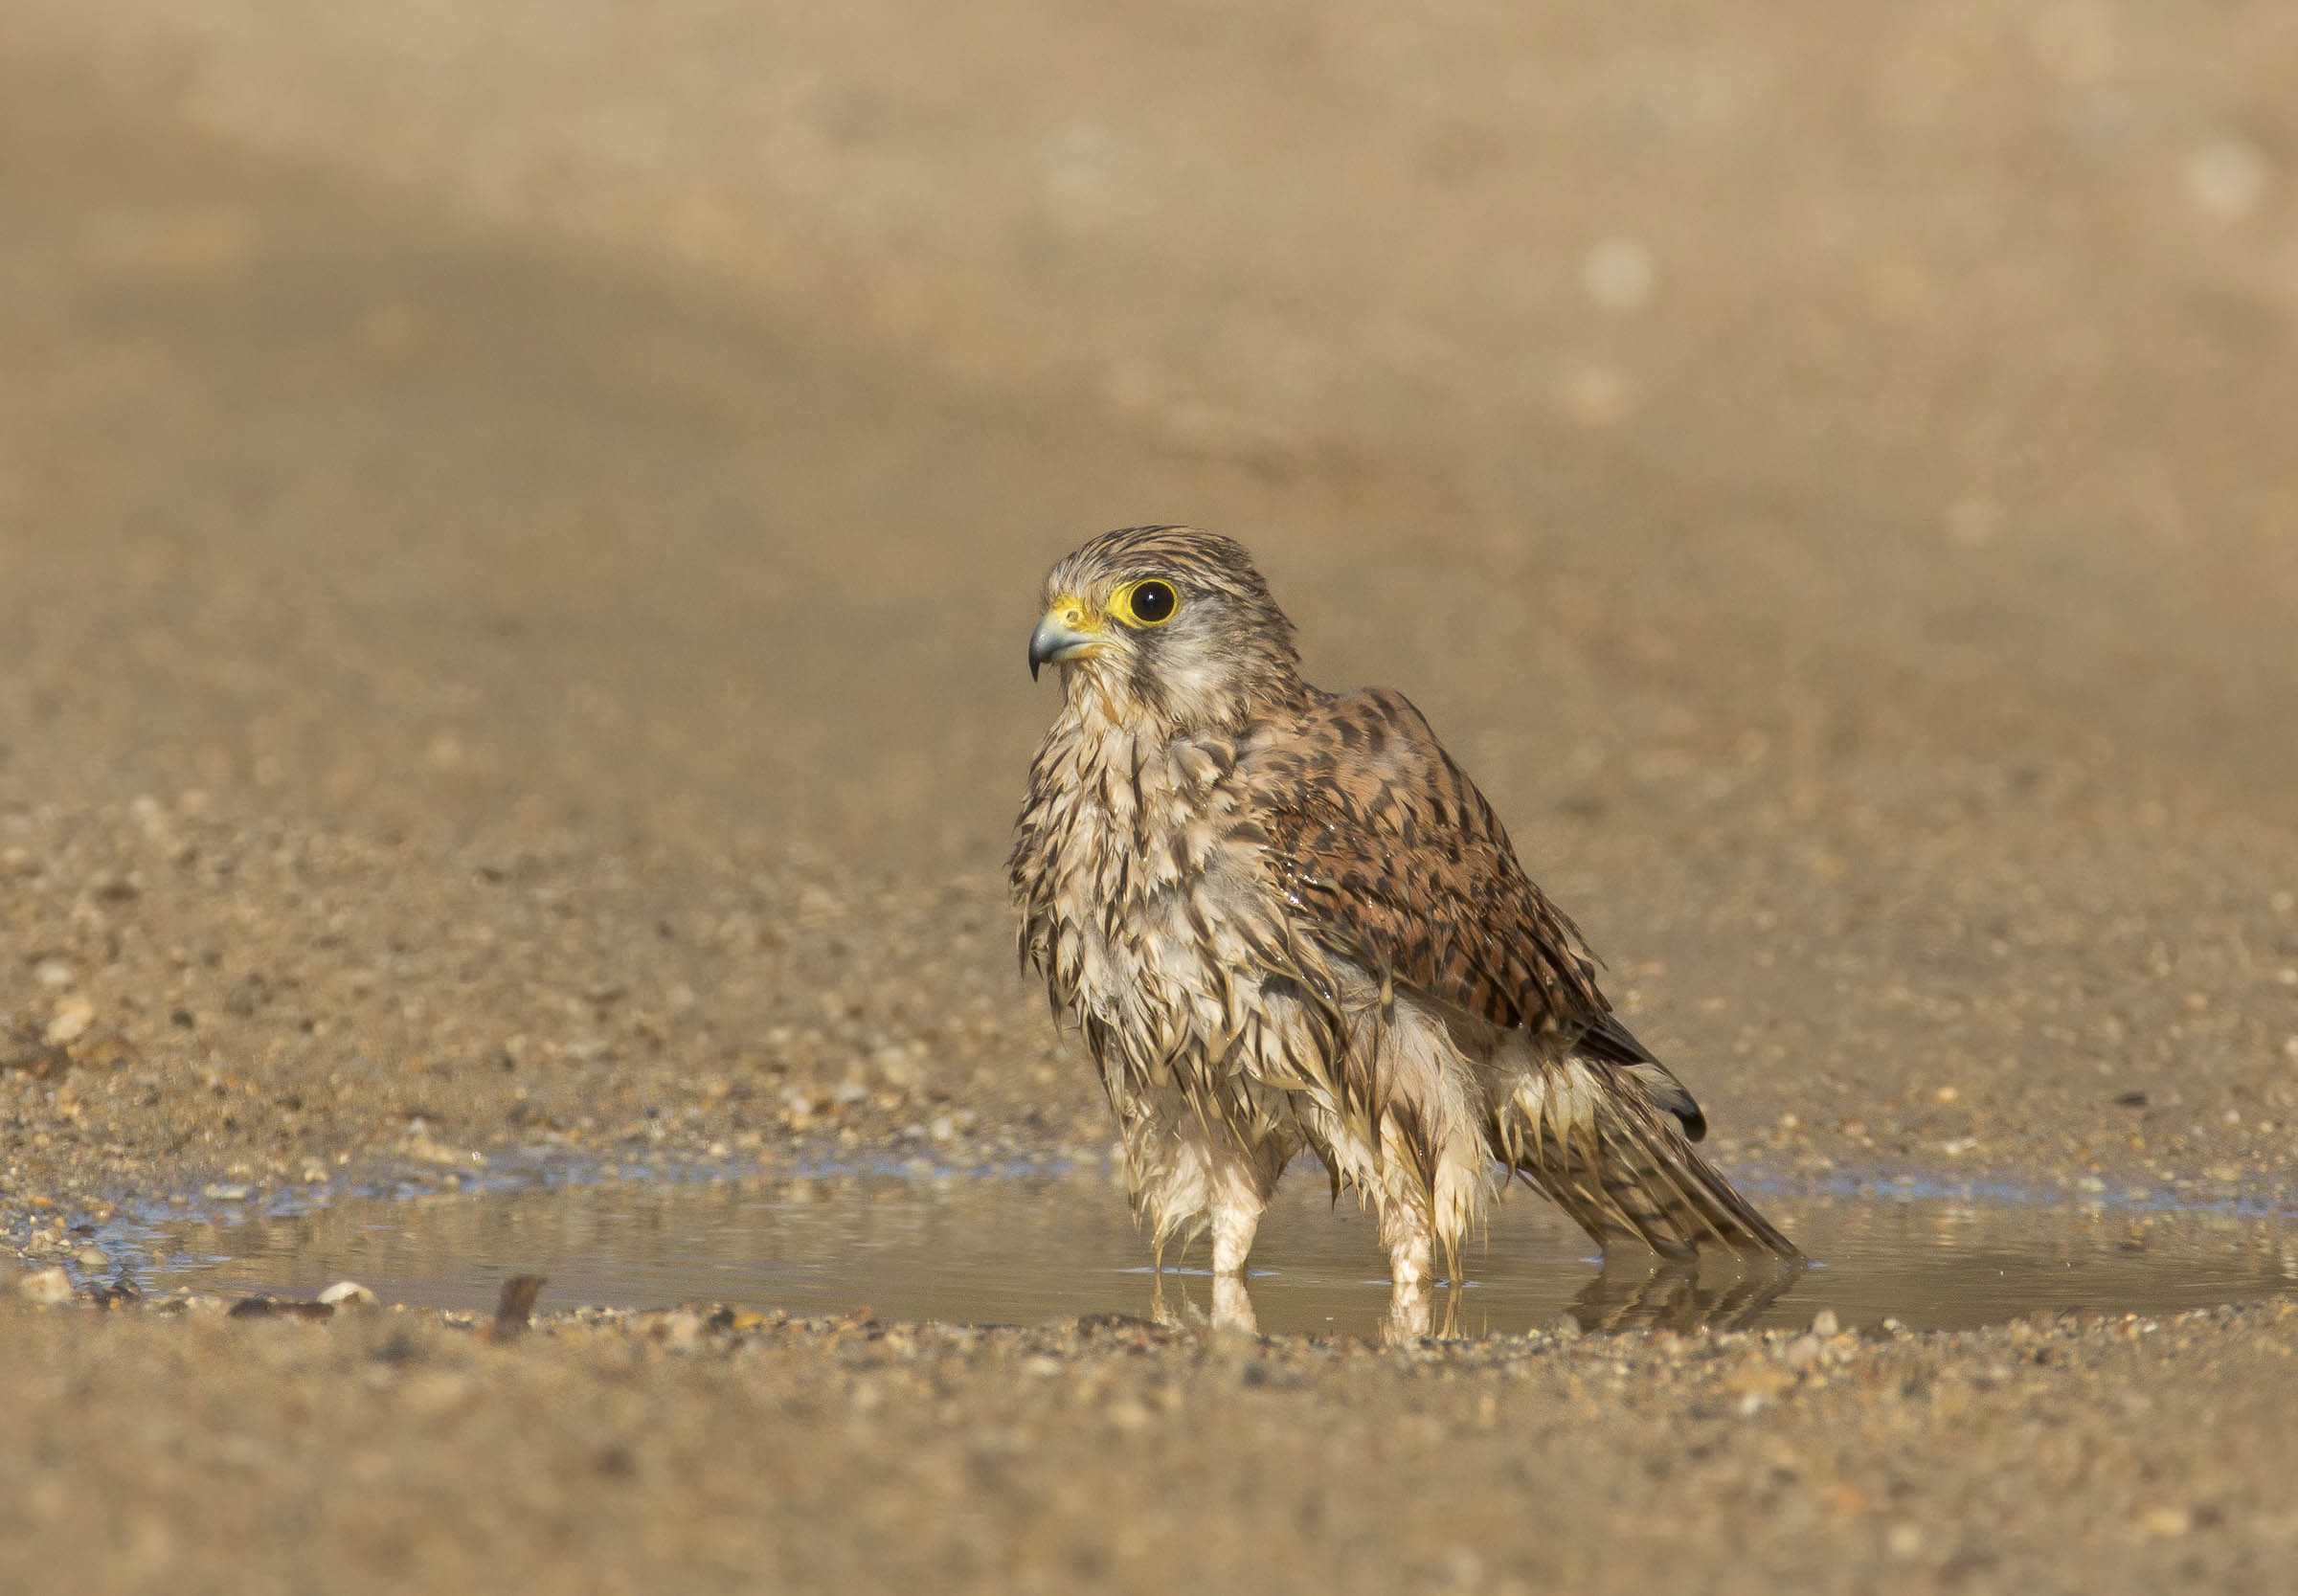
1046,596,1103,633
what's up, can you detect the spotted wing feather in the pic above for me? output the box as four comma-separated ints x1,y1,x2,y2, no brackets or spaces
1237,688,1796,1260
1239,688,1610,1040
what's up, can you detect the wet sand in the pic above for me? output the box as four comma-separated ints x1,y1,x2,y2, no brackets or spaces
6,5,2298,1590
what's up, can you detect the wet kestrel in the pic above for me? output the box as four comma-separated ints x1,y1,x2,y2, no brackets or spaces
1009,527,1795,1332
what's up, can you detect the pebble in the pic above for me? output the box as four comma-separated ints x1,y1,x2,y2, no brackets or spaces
1104,1398,1155,1432
318,1281,378,1308
2137,1503,2194,1538
17,1266,74,1305
2186,138,2271,220
1580,236,1656,314
203,1184,252,1203
43,996,96,1046
75,1247,110,1271
654,1311,707,1350
1811,1309,1840,1337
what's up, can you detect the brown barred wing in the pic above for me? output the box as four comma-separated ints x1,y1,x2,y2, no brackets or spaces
1235,687,1612,1042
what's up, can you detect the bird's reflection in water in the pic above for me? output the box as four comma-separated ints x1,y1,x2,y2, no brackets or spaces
1148,1271,1261,1335
1146,1252,1808,1341
1565,1254,1807,1334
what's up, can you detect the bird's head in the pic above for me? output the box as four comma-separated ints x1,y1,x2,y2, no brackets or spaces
1027,526,1306,732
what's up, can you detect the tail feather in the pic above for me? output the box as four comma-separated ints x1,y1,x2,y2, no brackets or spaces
1503,1056,1798,1262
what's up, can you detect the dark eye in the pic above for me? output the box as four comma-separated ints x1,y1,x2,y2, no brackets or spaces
1119,578,1179,627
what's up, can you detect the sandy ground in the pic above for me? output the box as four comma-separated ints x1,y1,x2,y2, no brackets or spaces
4,4,2298,1590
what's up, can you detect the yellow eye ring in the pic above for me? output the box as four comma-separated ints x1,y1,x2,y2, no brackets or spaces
1112,577,1181,629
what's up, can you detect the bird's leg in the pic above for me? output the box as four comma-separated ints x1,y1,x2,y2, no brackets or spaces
1209,1197,1262,1277
1207,1192,1264,1335
1194,1137,1273,1276
1381,1201,1434,1342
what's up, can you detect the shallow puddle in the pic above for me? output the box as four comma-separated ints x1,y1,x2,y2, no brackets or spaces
105,1164,2298,1337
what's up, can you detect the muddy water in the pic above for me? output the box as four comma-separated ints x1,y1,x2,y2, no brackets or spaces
114,1167,2298,1337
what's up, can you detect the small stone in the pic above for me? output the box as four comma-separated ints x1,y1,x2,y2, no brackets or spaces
17,1266,74,1305
318,1281,378,1308
43,996,95,1046
203,1184,251,1203
33,957,74,988
2186,138,2271,219
1580,236,1656,314
2077,1176,2107,1194
1824,1483,1871,1517
1783,1334,1824,1371
1885,1523,1925,1560
1729,1361,1793,1399
928,1114,957,1144
74,1247,110,1271
1810,1309,1840,1337
655,1310,707,1350
2137,1504,2194,1538
1104,1398,1155,1432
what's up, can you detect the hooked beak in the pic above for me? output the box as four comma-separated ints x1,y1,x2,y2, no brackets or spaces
1027,602,1107,680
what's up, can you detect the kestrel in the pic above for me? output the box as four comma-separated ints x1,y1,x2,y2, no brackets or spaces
1010,527,1794,1333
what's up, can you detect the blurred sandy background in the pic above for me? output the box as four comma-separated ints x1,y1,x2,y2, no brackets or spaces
11,2,2298,838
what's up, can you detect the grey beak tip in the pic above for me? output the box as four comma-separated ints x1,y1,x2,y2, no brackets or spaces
1029,655,1042,682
